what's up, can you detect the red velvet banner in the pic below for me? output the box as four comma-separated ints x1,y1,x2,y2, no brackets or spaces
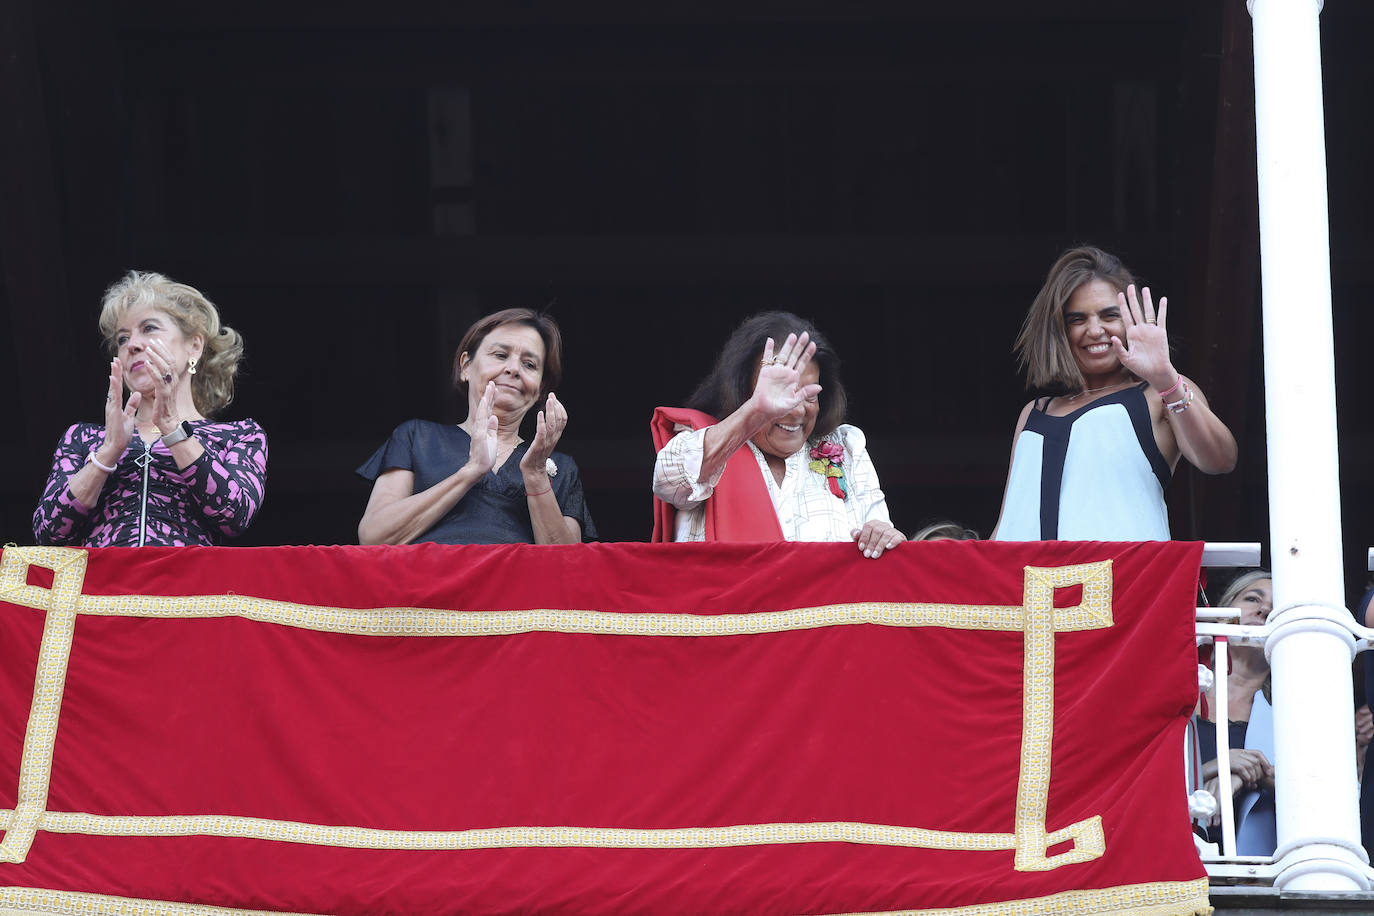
0,540,1208,916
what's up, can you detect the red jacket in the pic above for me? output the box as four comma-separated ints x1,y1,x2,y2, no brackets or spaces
650,407,785,543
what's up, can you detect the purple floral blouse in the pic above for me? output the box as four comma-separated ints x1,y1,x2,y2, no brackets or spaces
33,419,268,547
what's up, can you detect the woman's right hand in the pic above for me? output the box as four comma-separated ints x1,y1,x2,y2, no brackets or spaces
1200,748,1274,826
463,381,500,475
1227,748,1275,791
98,359,140,466
749,332,821,420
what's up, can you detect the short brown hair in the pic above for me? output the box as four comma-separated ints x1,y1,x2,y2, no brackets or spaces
1013,246,1137,392
451,308,564,401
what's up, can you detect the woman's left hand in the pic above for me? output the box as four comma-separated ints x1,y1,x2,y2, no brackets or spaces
1202,774,1246,826
519,393,567,476
851,520,905,559
140,337,183,433
1111,284,1177,390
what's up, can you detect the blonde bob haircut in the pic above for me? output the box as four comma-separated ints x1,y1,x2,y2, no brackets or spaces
98,271,245,418
1217,569,1272,611
1013,246,1137,393
1215,568,1274,700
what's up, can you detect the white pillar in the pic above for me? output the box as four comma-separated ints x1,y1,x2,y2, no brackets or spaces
1248,0,1369,891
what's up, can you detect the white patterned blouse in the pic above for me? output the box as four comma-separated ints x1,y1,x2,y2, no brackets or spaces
652,423,892,543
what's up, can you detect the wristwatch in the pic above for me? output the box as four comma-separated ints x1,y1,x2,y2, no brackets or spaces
160,420,194,447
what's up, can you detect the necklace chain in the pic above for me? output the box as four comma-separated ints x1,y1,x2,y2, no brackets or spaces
1068,375,1131,400
459,421,522,455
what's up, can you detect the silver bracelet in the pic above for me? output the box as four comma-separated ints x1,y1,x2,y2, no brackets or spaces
161,420,194,446
88,449,117,473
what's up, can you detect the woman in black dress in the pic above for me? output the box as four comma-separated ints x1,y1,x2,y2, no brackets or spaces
357,309,595,545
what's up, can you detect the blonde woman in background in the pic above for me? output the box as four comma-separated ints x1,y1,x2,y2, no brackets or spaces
33,271,267,546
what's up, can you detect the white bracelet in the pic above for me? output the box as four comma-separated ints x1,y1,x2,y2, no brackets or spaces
88,450,117,473
1165,384,1195,414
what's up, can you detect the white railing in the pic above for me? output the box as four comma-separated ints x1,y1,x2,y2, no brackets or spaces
1191,542,1374,887
1192,543,1263,874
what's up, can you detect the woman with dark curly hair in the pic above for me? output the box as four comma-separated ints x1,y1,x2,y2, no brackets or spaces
33,271,267,546
652,311,902,558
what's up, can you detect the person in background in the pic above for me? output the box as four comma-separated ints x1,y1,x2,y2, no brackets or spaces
33,271,267,547
910,520,981,542
652,311,902,558
992,246,1236,540
1355,578,1374,861
358,308,595,545
1196,570,1275,852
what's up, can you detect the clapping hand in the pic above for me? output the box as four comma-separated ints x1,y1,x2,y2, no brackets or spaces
1110,284,1176,390
520,392,568,476
751,332,822,420
99,359,140,463
140,337,184,432
465,382,500,475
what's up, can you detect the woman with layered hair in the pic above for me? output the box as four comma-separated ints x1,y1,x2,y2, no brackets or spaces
992,246,1236,541
358,308,595,545
652,311,902,557
33,270,267,546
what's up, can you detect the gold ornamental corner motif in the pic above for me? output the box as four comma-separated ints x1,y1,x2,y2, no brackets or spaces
0,546,1113,873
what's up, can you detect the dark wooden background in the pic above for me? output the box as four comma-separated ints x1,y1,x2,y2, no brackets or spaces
3,1,1371,603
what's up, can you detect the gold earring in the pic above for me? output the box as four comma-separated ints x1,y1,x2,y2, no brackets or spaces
188,357,199,375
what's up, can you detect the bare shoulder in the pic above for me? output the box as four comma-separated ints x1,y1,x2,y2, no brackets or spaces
1011,399,1036,437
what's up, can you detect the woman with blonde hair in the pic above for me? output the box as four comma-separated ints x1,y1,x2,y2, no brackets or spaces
1195,570,1275,852
992,246,1236,540
33,271,267,546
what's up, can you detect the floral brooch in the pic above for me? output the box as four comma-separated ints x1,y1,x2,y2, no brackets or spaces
808,440,848,500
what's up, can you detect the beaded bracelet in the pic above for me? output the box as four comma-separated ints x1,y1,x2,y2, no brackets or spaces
1165,383,1194,414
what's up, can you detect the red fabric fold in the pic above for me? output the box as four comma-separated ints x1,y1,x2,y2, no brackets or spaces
650,406,785,543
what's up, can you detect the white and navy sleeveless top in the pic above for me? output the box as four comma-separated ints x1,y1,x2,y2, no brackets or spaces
995,383,1171,541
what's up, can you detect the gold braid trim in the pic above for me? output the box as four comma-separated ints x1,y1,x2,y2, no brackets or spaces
0,878,1212,916
0,547,1117,876
1,547,1107,638
823,877,1211,914
0,809,1016,851
0,548,85,865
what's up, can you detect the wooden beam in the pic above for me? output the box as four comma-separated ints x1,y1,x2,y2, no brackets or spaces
1175,0,1261,544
